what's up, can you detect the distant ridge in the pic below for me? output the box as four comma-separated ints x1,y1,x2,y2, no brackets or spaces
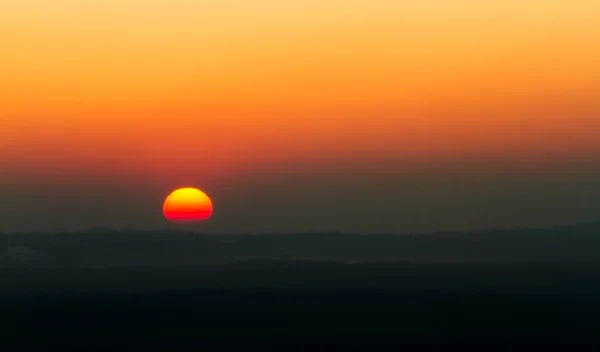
1,222,600,268
7,220,598,237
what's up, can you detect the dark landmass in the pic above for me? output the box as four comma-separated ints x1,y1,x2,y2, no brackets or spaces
4,289,600,349
2,260,600,294
2,222,600,267
3,223,600,348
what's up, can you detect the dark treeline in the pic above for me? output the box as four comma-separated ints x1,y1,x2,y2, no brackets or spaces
1,222,600,267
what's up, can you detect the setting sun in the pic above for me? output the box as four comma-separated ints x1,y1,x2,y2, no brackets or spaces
163,187,213,222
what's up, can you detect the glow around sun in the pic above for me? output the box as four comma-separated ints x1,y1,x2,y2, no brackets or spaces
163,187,213,222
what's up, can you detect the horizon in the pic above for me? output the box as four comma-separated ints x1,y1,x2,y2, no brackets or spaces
3,220,599,237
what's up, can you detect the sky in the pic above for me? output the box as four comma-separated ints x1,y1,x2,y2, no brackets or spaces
1,0,600,233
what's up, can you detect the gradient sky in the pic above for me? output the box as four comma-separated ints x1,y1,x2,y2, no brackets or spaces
1,1,600,233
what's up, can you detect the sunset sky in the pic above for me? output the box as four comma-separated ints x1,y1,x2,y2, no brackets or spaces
1,1,600,233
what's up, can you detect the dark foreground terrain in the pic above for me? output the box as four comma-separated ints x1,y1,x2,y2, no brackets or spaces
3,261,600,349
4,289,600,349
4,225,600,348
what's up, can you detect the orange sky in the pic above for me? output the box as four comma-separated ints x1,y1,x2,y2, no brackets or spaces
2,0,600,184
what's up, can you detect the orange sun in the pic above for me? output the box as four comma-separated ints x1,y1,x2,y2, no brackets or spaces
163,187,213,222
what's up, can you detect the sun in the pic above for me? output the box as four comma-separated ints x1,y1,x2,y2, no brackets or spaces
163,187,213,222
